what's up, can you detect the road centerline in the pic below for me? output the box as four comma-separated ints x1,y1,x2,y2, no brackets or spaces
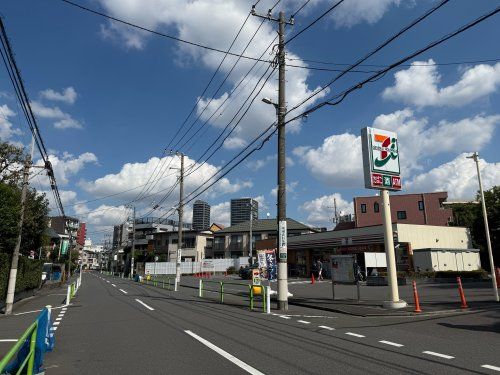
379,340,404,347
135,299,155,311
482,365,500,372
119,289,128,294
345,332,365,338
422,351,454,359
185,330,266,375
318,325,335,331
297,320,311,324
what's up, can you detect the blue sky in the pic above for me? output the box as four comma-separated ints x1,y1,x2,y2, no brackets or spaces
1,0,499,242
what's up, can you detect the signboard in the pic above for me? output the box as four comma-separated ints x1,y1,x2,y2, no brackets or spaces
361,127,401,191
257,249,277,281
61,240,69,255
201,259,214,272
278,220,287,261
252,269,261,285
330,255,355,283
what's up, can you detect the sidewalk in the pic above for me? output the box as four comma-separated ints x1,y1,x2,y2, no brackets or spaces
287,280,500,317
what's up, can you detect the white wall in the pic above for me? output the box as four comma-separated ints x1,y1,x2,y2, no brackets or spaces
396,224,471,249
413,250,481,272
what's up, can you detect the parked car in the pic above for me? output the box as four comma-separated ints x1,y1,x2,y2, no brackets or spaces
238,263,259,280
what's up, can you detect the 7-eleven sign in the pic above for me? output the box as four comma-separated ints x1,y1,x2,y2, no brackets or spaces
361,127,402,191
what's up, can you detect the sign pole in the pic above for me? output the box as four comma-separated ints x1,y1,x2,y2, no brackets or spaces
381,190,406,308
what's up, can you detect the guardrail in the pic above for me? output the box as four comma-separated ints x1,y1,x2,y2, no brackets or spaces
199,279,268,313
65,272,82,306
0,306,54,375
141,275,175,291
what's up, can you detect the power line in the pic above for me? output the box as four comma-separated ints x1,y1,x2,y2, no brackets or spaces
60,0,273,64
163,4,500,215
286,0,451,116
287,56,500,68
286,0,346,45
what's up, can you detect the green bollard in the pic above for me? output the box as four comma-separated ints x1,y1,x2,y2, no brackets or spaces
220,282,224,303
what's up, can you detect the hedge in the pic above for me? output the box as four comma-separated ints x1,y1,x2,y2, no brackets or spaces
0,253,43,300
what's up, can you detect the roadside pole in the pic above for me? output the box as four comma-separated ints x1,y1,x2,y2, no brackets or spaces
174,152,184,292
252,6,293,312
468,152,499,302
380,190,406,308
130,205,136,279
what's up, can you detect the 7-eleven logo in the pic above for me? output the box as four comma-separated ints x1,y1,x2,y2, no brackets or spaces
373,133,398,168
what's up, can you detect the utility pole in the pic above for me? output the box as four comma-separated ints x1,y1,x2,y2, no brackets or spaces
174,152,184,291
249,203,253,264
252,6,293,311
129,205,136,279
467,152,499,302
4,154,31,315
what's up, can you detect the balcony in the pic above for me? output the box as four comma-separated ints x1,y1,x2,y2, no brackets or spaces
228,242,244,252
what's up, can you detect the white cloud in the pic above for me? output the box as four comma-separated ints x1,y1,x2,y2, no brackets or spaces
211,201,230,226
95,0,327,147
300,193,353,227
373,109,500,172
0,104,22,141
80,154,251,213
40,87,77,104
294,110,499,186
383,60,500,107
293,133,363,187
270,181,298,198
331,0,401,28
408,153,500,200
38,189,78,213
247,154,294,171
74,203,130,227
35,151,98,186
31,101,83,129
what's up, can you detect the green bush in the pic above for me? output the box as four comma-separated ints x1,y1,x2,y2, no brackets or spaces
226,266,236,275
0,254,43,300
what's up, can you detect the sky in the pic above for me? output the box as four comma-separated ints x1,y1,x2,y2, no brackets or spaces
1,0,499,243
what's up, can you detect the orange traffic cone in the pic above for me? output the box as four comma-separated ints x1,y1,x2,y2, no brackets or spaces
311,273,315,284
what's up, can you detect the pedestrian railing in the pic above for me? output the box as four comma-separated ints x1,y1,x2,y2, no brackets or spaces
199,280,267,313
141,275,175,291
0,306,54,375
66,273,82,306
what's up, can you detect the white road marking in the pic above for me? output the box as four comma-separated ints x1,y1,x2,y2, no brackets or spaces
106,280,110,283
185,330,265,375
318,325,335,331
297,320,311,324
51,326,58,331
482,365,500,372
53,322,60,326
379,340,403,347
111,284,116,287
55,317,62,321
119,289,128,294
135,299,154,311
0,339,18,342
423,351,454,359
278,315,291,319
345,332,365,338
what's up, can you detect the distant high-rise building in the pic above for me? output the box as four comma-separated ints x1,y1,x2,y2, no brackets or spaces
230,198,258,226
193,200,211,231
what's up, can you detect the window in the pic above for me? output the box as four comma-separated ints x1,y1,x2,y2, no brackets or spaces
361,204,367,213
374,202,379,213
418,201,424,211
397,211,407,220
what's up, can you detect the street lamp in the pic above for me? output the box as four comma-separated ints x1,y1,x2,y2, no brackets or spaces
467,152,499,302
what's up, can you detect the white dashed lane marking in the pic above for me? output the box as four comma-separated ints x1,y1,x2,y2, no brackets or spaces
379,340,404,348
482,365,500,372
318,325,335,331
297,320,311,324
278,315,290,319
345,332,365,338
135,299,155,311
53,322,60,326
111,284,116,287
119,289,128,294
422,351,454,360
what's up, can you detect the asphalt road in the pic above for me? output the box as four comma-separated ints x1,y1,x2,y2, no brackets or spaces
37,272,500,374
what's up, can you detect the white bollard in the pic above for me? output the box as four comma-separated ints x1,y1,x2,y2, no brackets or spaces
199,279,202,297
266,286,271,314
66,284,71,306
